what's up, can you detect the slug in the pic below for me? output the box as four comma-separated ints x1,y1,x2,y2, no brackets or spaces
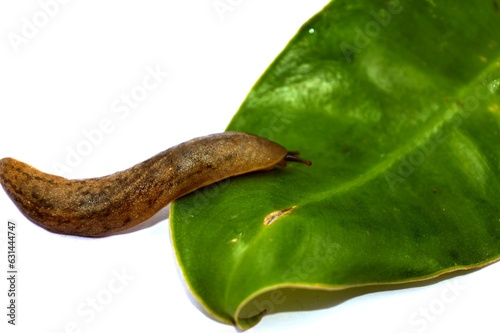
0,132,310,237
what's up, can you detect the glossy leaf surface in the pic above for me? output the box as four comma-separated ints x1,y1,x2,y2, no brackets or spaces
171,0,500,329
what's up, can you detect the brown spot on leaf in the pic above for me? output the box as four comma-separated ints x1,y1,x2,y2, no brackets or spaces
263,206,297,226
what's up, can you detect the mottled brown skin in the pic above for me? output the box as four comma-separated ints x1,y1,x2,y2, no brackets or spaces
0,132,310,237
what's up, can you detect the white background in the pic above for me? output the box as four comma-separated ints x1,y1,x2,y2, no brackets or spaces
1,1,499,332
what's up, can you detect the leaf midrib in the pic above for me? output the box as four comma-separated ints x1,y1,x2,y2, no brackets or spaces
222,55,500,314
300,55,500,206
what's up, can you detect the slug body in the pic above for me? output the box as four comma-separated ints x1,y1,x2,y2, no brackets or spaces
0,132,310,237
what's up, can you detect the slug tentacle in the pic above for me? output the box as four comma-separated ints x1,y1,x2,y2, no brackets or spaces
284,151,312,166
0,132,310,237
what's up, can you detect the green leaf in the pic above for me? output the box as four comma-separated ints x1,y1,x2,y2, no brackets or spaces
171,0,500,329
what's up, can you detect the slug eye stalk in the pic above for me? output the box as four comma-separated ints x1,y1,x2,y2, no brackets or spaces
0,132,310,237
284,151,312,166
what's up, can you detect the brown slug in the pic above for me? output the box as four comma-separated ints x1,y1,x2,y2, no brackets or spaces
0,132,310,237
